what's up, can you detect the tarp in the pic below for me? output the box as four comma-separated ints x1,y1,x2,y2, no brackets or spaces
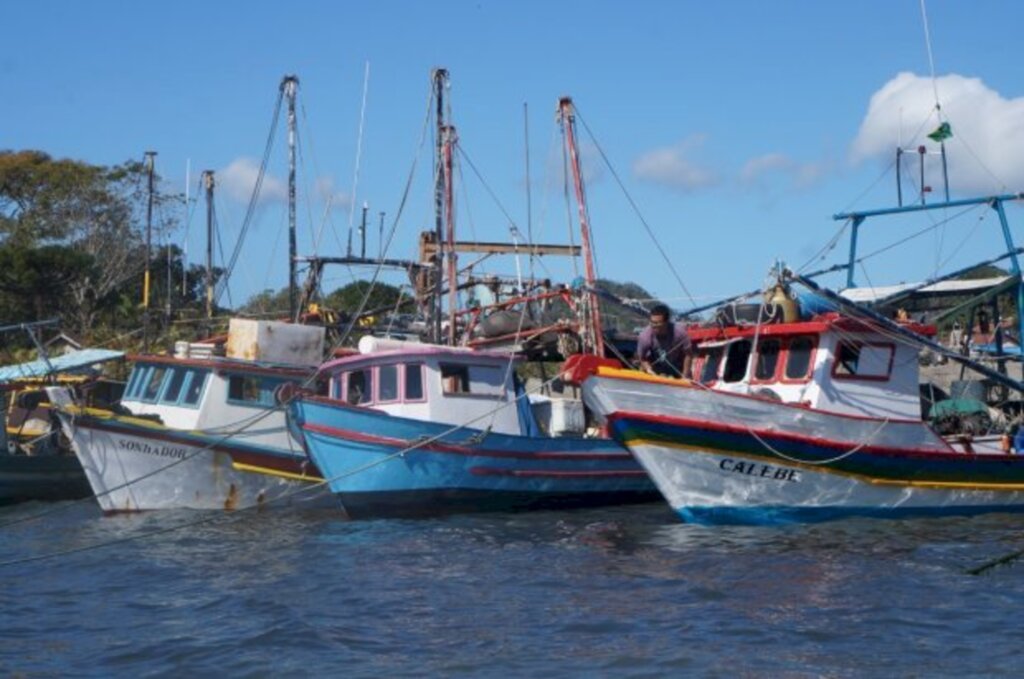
840,276,1012,304
0,349,124,384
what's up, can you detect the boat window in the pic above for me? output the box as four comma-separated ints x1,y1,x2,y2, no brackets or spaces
722,340,752,383
784,336,815,380
161,369,188,403
441,364,470,394
227,374,286,407
141,367,168,402
440,363,505,398
124,366,145,399
833,342,893,380
698,346,724,384
346,369,372,405
378,365,399,403
754,339,782,381
182,370,209,405
835,342,892,378
405,364,425,401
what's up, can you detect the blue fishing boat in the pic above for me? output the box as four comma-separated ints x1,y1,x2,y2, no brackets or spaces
285,337,657,518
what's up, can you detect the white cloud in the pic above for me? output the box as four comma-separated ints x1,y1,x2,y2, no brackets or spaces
218,157,287,204
314,177,352,212
851,72,1024,193
633,135,718,191
740,152,831,190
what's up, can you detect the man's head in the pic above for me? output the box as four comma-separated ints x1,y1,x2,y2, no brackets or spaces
649,303,672,335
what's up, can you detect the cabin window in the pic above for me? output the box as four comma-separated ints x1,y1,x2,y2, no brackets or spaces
832,342,893,380
378,365,399,403
182,370,209,405
125,367,146,399
697,346,724,384
753,339,782,381
784,336,815,380
141,367,168,402
161,369,188,403
440,363,504,398
722,340,752,383
405,364,425,401
227,374,284,408
440,364,470,394
346,369,372,405
155,368,208,407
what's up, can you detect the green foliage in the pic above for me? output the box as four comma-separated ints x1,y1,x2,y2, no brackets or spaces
323,280,403,315
238,287,292,318
0,149,187,343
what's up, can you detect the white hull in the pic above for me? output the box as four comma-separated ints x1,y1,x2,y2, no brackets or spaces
62,418,329,512
583,372,1024,523
630,442,1024,522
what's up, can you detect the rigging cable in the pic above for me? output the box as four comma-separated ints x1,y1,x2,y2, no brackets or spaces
215,86,285,305
573,104,697,309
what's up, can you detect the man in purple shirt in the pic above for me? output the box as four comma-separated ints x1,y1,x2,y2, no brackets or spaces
636,303,692,377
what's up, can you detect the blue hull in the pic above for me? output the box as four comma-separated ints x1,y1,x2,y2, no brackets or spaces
290,397,659,518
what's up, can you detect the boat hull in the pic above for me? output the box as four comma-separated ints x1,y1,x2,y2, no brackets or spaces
57,411,330,512
0,453,92,505
290,396,658,518
583,371,1024,524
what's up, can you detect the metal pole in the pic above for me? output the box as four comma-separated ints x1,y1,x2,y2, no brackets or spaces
432,68,448,344
203,171,215,320
282,75,299,322
444,125,458,345
918,145,926,206
896,148,903,207
143,150,157,352
378,211,385,259
360,202,368,260
940,142,950,202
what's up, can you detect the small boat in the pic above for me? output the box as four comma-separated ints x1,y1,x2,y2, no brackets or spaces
53,319,331,512
0,335,124,505
285,337,657,518
578,273,1024,524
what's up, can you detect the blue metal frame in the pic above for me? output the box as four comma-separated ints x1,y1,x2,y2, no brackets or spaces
834,193,1024,355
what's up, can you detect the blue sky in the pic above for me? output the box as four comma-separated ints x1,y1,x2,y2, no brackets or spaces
5,1,1024,312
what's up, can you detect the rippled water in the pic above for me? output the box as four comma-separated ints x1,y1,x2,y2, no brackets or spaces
1,500,1022,676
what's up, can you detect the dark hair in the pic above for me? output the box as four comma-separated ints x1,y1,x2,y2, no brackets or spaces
649,303,671,320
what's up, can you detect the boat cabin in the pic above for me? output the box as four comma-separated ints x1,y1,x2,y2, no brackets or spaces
118,320,324,447
689,313,935,420
317,337,557,437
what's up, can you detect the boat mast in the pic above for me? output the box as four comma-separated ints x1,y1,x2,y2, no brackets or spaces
431,68,449,344
557,97,604,356
203,170,215,320
142,150,157,353
282,75,299,322
444,124,459,345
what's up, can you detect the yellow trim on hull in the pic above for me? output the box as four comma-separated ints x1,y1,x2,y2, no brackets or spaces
231,461,320,483
628,436,1024,492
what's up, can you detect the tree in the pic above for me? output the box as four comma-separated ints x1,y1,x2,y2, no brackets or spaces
323,280,403,315
0,150,182,339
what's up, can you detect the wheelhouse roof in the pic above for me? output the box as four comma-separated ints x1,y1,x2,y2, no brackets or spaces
126,353,314,379
687,313,935,343
318,345,520,374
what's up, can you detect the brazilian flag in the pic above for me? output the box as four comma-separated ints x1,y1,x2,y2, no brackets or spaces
927,121,953,142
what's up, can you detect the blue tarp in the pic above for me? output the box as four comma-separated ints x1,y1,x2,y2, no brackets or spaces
0,348,124,384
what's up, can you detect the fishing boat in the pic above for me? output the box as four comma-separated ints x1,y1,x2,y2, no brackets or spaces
285,336,655,518
52,319,331,512
577,262,1024,524
0,320,124,505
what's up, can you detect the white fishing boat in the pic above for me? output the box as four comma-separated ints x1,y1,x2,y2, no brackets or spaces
53,319,331,512
576,265,1024,524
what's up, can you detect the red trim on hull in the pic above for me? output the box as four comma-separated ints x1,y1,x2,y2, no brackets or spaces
468,467,649,478
605,410,974,460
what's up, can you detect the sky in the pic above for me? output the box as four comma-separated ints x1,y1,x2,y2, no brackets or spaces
5,0,1024,314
